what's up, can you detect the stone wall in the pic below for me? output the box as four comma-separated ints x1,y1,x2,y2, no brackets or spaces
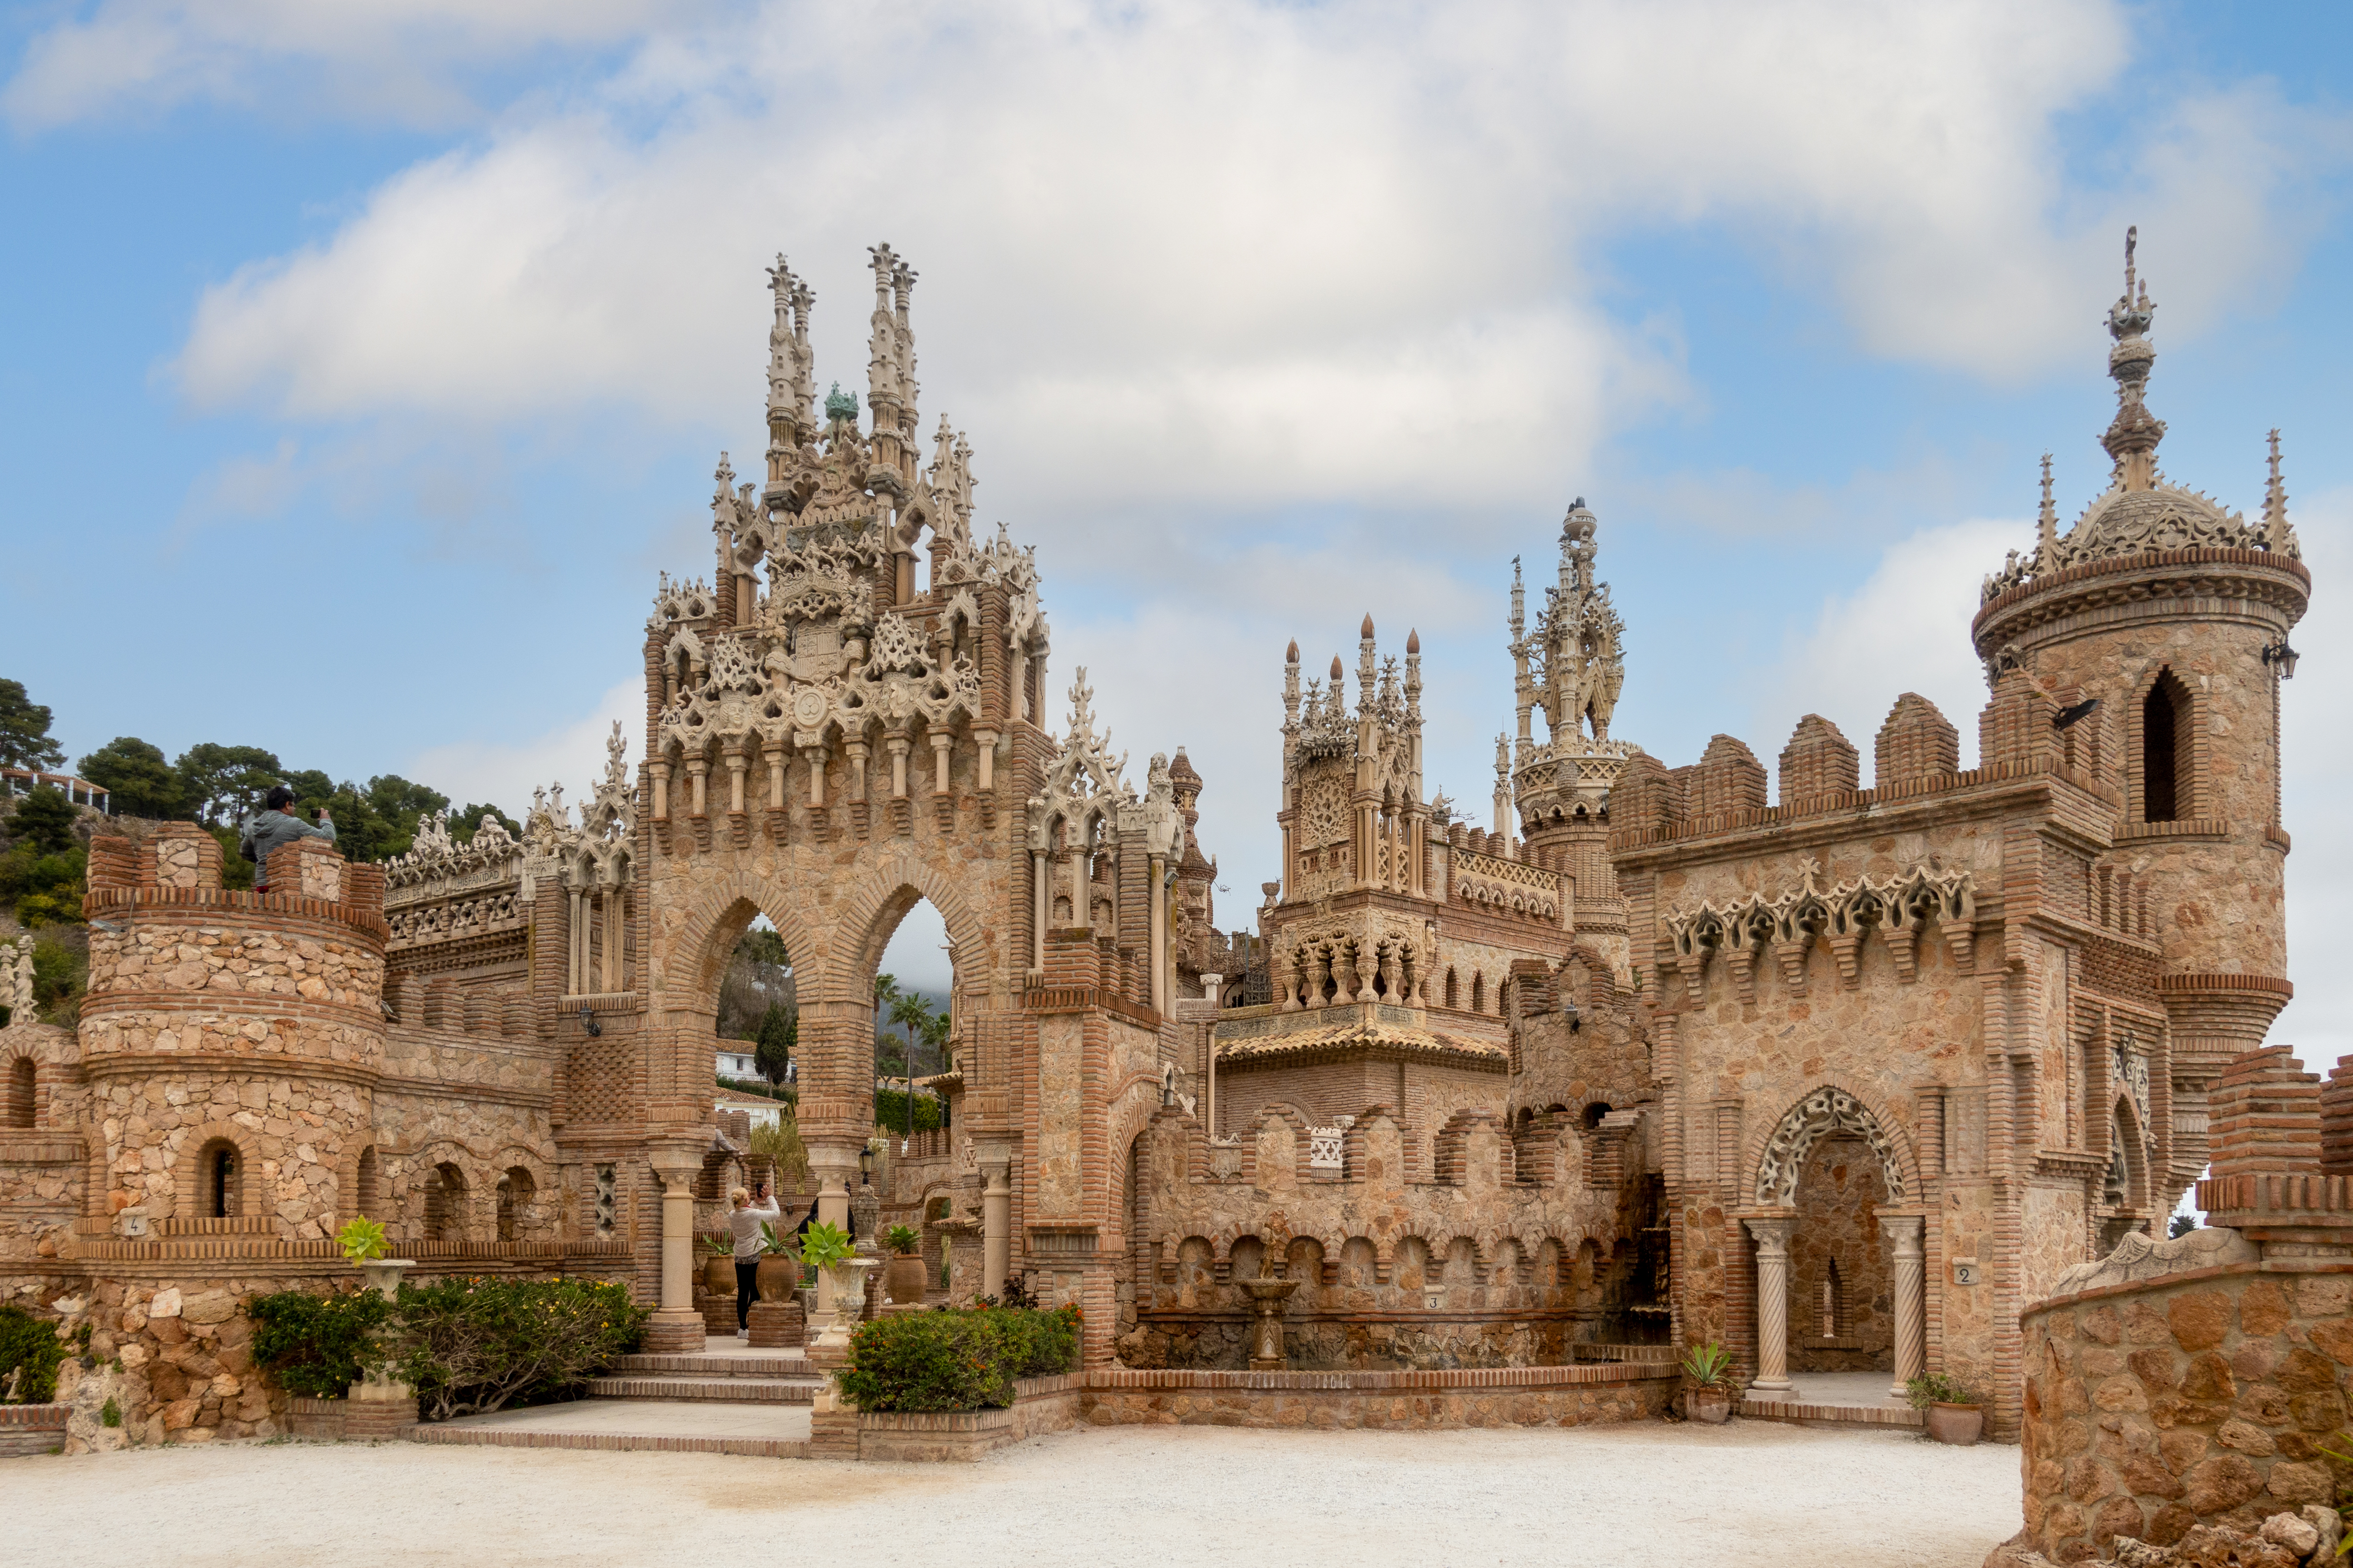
2012,1257,2353,1560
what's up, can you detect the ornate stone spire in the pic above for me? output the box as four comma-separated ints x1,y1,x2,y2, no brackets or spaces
2036,453,2058,556
764,253,814,445
2101,226,2166,491
2263,429,2296,553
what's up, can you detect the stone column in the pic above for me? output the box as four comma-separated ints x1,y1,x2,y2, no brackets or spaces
1745,1215,1796,1395
1148,853,1167,1015
980,1148,1012,1299
809,1153,855,1318
644,1152,704,1352
931,732,953,795
974,729,998,792
1883,1215,1925,1399
1031,850,1048,973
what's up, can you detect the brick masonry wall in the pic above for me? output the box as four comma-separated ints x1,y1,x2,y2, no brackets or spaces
2015,1262,2353,1561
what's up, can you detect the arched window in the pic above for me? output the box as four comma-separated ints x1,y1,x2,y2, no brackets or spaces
1470,974,1484,1014
197,1138,241,1218
4,1057,33,1129
1819,1258,1844,1337
354,1147,382,1221
426,1162,467,1241
2142,670,2192,823
496,1167,535,1242
1443,968,1458,1009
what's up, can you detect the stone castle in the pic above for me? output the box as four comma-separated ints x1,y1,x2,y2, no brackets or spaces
0,231,2311,1448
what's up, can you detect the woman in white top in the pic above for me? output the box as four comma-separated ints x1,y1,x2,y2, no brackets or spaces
728,1183,780,1338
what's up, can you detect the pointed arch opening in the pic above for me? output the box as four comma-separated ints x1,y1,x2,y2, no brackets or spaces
868,893,956,1157
2140,667,2194,823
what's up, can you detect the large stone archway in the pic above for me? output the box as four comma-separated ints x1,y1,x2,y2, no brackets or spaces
1741,1084,1924,1400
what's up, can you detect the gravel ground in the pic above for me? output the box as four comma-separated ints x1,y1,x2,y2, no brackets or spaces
7,1419,2018,1567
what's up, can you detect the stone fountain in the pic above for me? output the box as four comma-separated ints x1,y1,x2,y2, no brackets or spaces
1235,1253,1300,1372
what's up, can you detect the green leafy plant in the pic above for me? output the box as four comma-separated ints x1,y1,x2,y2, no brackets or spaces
1904,1371,1981,1409
394,1276,648,1422
885,1224,920,1256
100,1397,121,1428
246,1289,395,1399
759,1220,797,1258
799,1220,854,1273
836,1304,1081,1413
337,1217,388,1265
700,1231,735,1258
0,1304,66,1404
1678,1341,1732,1387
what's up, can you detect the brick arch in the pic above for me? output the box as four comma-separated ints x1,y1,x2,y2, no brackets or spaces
1746,1079,1919,1209
172,1119,260,1221
828,856,994,1008
2126,662,2202,824
659,876,825,1018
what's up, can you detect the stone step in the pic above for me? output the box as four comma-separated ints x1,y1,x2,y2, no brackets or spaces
1738,1392,1924,1430
610,1350,812,1379
413,1398,812,1458
585,1375,817,1404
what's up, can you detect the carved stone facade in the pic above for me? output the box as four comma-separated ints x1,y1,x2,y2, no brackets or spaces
0,233,2308,1444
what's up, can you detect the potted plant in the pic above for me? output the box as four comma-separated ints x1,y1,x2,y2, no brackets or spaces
701,1231,736,1298
798,1220,875,1349
755,1220,800,1302
882,1224,926,1305
1679,1340,1733,1423
1906,1371,1984,1445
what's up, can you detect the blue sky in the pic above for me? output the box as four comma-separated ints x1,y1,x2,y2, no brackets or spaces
4,1,2349,1021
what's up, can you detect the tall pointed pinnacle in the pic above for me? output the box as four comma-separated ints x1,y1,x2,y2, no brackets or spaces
867,243,903,422
891,255,919,439
2263,429,2296,553
2036,453,2058,556
1357,614,1379,713
2101,225,2165,491
764,254,813,445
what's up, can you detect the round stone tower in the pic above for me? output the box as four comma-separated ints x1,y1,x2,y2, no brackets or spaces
80,822,388,1240
1972,231,2307,1118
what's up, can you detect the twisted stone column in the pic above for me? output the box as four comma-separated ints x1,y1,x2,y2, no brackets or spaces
1883,1215,1926,1399
1745,1216,1796,1395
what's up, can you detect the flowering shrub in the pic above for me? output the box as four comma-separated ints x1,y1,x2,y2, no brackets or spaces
835,1304,1079,1413
247,1288,395,1399
396,1276,648,1421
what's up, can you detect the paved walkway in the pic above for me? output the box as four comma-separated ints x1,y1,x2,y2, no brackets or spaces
8,1418,2017,1567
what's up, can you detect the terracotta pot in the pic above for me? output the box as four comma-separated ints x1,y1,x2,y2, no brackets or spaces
756,1252,800,1302
1687,1386,1732,1424
1925,1402,1983,1445
885,1253,929,1305
704,1253,736,1297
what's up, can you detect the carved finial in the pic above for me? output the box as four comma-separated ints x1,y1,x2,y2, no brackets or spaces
2036,453,2058,555
1406,629,1420,656
1329,655,1343,681
2263,428,2295,552
1285,639,1299,664
2101,226,2163,489
1360,613,1375,641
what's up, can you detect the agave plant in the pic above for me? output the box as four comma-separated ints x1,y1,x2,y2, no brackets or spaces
799,1220,855,1273
337,1217,388,1265
1678,1340,1732,1387
884,1224,920,1256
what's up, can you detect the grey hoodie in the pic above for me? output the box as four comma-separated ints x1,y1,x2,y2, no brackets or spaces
242,808,336,885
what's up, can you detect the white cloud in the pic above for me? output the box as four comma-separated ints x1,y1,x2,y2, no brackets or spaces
408,676,642,822
2268,485,2353,1071
1745,517,2020,779
139,0,2334,551
2,1,705,129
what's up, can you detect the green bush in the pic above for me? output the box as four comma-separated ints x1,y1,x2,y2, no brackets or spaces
836,1305,1079,1413
0,1304,66,1404
247,1289,395,1399
873,1086,943,1133
396,1276,648,1421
